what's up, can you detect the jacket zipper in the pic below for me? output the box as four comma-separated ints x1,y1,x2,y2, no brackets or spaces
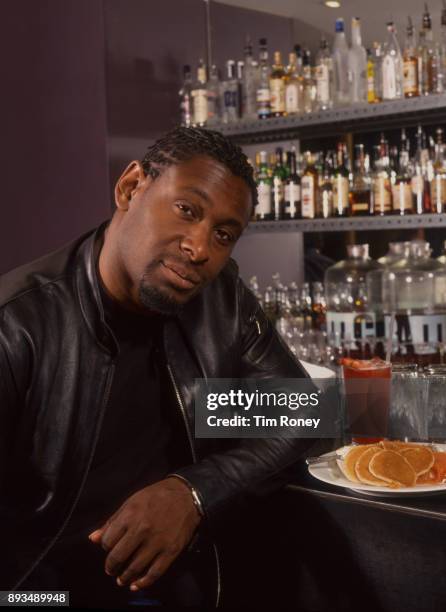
166,362,222,609
13,363,116,591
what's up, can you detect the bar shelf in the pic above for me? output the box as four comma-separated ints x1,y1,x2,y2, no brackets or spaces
245,213,446,234
215,94,446,144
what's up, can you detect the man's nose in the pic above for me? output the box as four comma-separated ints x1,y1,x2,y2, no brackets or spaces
180,224,210,264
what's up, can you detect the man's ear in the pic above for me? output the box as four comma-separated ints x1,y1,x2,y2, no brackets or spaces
114,161,148,211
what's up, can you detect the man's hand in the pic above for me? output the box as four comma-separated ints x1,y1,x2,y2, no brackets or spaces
88,477,202,591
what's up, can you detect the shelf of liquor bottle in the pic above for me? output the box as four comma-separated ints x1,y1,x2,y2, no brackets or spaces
246,213,446,234
214,95,446,144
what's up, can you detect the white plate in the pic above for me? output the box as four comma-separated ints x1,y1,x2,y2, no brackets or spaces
308,444,446,497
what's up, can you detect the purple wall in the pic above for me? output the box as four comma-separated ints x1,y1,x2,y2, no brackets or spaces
0,0,110,273
104,0,295,187
0,0,319,276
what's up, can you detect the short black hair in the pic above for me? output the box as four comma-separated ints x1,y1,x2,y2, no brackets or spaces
141,126,257,209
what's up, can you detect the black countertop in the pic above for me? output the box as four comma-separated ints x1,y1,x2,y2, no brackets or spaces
289,461,446,522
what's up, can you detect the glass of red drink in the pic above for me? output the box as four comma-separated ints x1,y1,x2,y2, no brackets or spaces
341,357,392,444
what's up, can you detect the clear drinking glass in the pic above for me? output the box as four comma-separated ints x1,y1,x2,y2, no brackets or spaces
389,363,427,441
423,366,446,442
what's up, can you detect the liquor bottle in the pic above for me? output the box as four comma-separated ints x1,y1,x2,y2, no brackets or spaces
412,126,427,214
207,64,220,125
256,38,271,120
431,128,446,214
315,38,334,110
285,52,302,115
318,153,334,218
191,59,208,127
255,151,272,221
366,48,377,103
312,282,327,331
403,17,420,97
288,281,304,330
272,148,287,220
373,134,393,215
371,42,383,102
389,145,399,186
270,51,286,117
349,144,372,216
221,60,239,124
333,142,350,216
392,143,414,215
294,45,304,73
179,65,192,127
382,22,403,100
301,152,318,219
302,49,316,113
348,17,367,104
284,150,301,219
242,37,259,120
440,1,446,96
419,4,435,95
301,283,313,330
237,60,244,117
332,18,350,105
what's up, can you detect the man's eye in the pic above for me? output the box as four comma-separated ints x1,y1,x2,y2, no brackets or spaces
175,202,194,217
215,229,235,245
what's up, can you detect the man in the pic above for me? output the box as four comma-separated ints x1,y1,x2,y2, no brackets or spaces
0,127,311,608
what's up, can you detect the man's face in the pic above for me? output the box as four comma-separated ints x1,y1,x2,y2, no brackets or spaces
113,156,252,315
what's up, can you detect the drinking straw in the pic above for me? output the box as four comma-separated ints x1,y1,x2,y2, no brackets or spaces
386,312,395,363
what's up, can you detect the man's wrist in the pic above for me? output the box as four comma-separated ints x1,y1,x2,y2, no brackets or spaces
168,474,205,518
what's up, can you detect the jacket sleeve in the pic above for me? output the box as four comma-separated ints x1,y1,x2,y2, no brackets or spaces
0,314,22,496
173,279,322,522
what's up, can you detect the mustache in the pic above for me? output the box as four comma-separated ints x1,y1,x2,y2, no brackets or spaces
144,256,206,284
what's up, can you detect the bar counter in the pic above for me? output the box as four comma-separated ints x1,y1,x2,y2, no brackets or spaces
220,461,446,611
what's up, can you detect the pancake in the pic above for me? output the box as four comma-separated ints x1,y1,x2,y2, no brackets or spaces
380,441,425,451
417,469,436,484
400,447,435,477
355,447,388,485
369,450,416,487
343,445,375,482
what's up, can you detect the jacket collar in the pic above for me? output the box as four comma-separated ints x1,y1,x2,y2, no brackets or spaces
74,221,118,356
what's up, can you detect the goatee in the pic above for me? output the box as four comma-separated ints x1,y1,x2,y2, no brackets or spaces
138,283,184,316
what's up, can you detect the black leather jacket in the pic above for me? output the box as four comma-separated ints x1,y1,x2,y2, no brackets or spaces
0,223,311,598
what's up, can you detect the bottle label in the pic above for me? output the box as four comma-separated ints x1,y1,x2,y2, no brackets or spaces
270,78,286,113
301,175,315,218
373,177,392,212
285,84,300,113
352,202,370,212
256,182,272,218
333,176,349,213
382,57,397,99
256,87,271,118
392,182,413,212
272,176,284,219
403,60,418,95
320,188,333,218
430,176,446,211
316,64,330,103
284,182,301,217
192,89,208,124
411,174,424,195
